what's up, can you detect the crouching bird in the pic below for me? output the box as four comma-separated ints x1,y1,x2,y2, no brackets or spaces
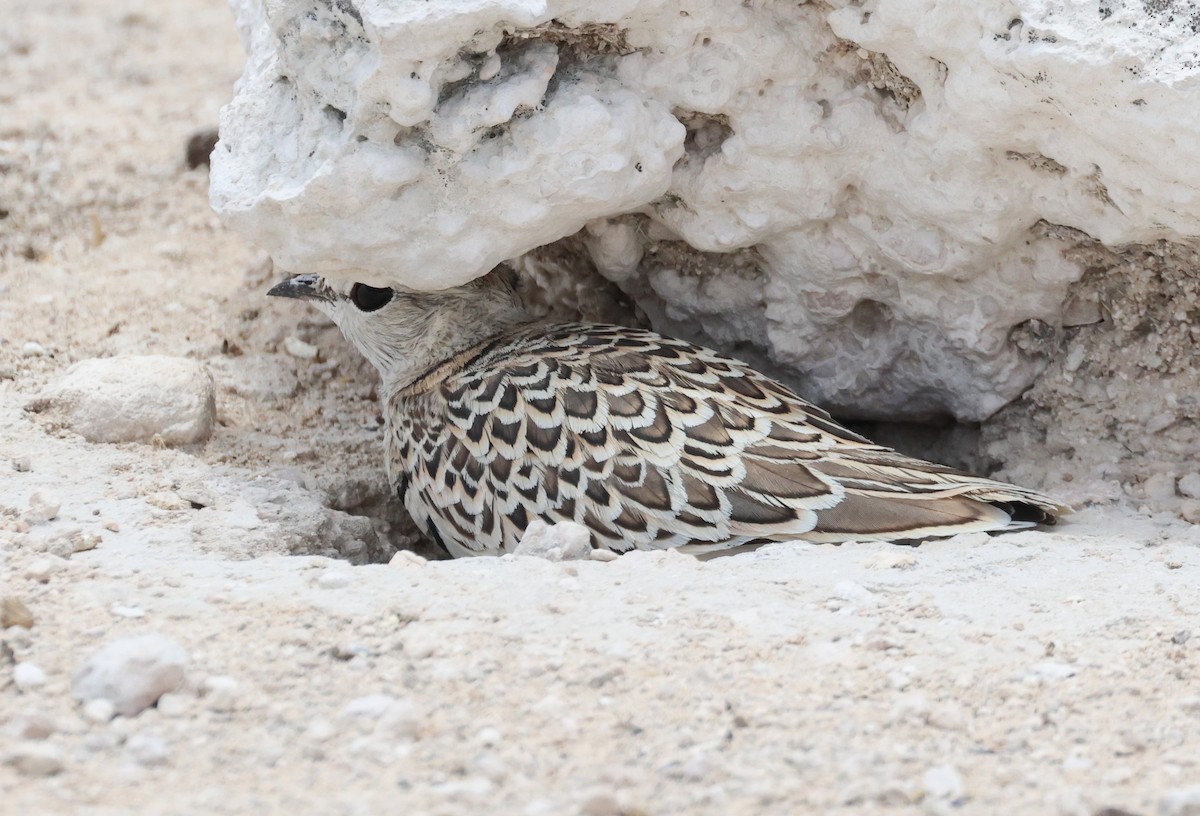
268,270,1068,558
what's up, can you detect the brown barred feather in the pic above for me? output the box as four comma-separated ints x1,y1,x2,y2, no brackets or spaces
383,322,1068,557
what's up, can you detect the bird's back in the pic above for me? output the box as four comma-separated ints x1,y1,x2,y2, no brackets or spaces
384,322,1067,557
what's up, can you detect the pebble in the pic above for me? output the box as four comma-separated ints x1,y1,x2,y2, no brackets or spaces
82,698,116,724
316,568,353,589
340,693,420,741
1161,786,1200,816
923,764,965,803
589,548,620,562
513,520,593,561
831,580,876,605
1143,472,1178,504
24,491,61,523
154,241,185,260
0,597,34,629
202,675,240,712
389,550,427,568
25,557,60,583
11,456,31,472
3,742,64,777
111,604,147,619
21,341,48,357
155,692,190,718
125,733,170,767
1180,499,1200,525
72,633,189,716
283,336,319,360
11,713,55,740
13,662,47,691
33,356,215,445
1031,661,1078,680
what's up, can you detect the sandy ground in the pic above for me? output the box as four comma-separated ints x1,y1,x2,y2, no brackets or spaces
2,1,1199,814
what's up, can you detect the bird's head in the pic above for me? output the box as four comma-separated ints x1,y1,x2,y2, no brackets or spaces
267,271,526,390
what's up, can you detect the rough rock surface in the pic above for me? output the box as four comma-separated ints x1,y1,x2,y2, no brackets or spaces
212,0,1200,422
30,356,216,445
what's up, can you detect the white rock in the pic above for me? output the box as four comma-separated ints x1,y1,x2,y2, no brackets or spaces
24,557,60,583
82,698,116,724
1161,786,1200,816
340,693,420,741
154,693,190,718
24,491,61,523
389,550,428,568
831,581,876,605
34,356,215,445
125,733,170,767
283,336,319,360
13,662,46,691
213,0,1200,421
316,568,352,589
202,675,240,712
923,764,964,802
513,520,593,561
21,341,47,357
1178,474,1200,500
3,742,63,777
71,634,189,716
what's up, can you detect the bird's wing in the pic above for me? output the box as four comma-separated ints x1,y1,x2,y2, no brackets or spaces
400,323,1067,554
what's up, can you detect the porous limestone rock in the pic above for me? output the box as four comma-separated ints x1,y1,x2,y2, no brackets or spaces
212,0,1200,421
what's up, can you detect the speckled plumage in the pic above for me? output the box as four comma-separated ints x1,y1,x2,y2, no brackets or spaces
269,272,1067,558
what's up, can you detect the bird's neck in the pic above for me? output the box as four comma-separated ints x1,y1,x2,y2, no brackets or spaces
374,277,530,395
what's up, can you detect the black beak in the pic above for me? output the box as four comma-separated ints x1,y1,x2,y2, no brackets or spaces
266,274,329,301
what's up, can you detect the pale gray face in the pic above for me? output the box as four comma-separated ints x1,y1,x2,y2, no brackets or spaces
266,274,410,377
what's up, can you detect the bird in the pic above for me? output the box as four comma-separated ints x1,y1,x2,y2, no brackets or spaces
268,270,1068,558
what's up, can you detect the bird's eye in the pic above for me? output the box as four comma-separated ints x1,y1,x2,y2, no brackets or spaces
349,283,393,312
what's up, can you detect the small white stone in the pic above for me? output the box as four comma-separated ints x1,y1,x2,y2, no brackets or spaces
21,341,47,357
202,675,240,712
13,662,46,690
1160,786,1200,816
155,692,189,718
923,764,964,802
1180,499,1200,525
305,718,336,743
154,241,185,260
24,557,59,583
82,698,116,724
589,548,620,562
389,550,428,568
35,356,215,445
1178,474,1200,500
25,491,61,523
111,604,147,619
283,336,319,360
1031,661,1078,680
72,633,188,716
513,520,593,561
340,693,420,741
125,732,170,767
4,742,63,776
11,456,32,472
831,580,876,605
316,568,352,589
1143,472,1178,503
